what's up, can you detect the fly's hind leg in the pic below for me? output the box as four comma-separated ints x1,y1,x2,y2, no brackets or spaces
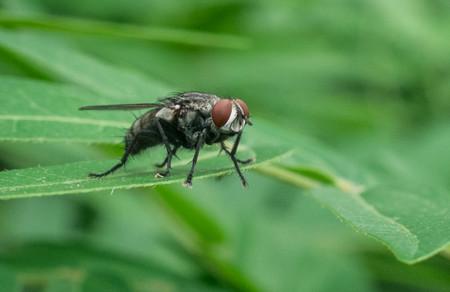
154,119,176,178
89,137,138,178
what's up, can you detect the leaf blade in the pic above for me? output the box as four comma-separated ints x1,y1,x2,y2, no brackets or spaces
259,162,450,264
0,145,291,200
0,77,128,144
0,30,171,100
0,13,251,49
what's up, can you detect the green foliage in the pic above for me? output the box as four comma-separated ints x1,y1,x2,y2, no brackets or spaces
0,242,225,292
0,77,125,143
0,13,251,49
0,30,170,99
0,1,449,291
0,145,288,199
309,186,450,264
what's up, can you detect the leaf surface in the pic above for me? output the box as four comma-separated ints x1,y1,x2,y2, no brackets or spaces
0,77,129,143
0,13,250,49
0,144,290,199
0,30,171,99
0,30,448,267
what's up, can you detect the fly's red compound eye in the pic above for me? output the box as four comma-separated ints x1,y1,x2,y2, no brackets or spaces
235,99,249,118
212,99,233,128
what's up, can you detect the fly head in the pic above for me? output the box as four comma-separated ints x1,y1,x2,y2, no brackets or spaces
211,98,251,134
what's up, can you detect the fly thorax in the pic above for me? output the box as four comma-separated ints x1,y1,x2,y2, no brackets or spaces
199,103,213,116
155,107,176,121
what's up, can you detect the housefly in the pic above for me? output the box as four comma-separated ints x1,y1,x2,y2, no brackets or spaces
79,92,253,187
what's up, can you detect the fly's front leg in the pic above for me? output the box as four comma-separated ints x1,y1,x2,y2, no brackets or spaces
183,130,206,188
155,119,175,178
220,132,254,164
220,132,253,187
221,142,253,164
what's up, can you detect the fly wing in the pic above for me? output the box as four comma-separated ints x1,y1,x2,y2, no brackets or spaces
159,92,220,112
79,103,160,111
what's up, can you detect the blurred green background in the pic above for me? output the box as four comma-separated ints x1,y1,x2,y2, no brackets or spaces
0,0,449,291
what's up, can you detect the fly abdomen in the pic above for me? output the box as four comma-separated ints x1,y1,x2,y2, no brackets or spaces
125,110,161,155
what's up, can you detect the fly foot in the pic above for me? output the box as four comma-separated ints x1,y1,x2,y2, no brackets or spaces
155,170,170,178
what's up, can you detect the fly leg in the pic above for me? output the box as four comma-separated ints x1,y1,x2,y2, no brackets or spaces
220,134,253,165
89,137,138,178
155,145,180,168
155,119,175,178
155,145,180,177
220,132,253,187
183,130,206,188
154,156,169,168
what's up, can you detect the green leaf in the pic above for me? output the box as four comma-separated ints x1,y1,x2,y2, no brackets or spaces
0,26,447,268
0,265,17,292
153,185,227,245
0,77,128,143
0,12,251,49
1,75,447,266
365,251,450,291
0,242,226,292
0,30,170,99
342,185,449,264
0,144,290,199
186,174,375,292
260,163,450,264
0,75,286,291
150,185,261,291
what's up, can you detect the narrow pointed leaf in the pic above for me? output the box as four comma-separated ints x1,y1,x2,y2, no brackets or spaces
260,163,450,264
0,13,251,49
314,185,449,264
0,145,291,199
0,30,170,99
0,77,128,143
